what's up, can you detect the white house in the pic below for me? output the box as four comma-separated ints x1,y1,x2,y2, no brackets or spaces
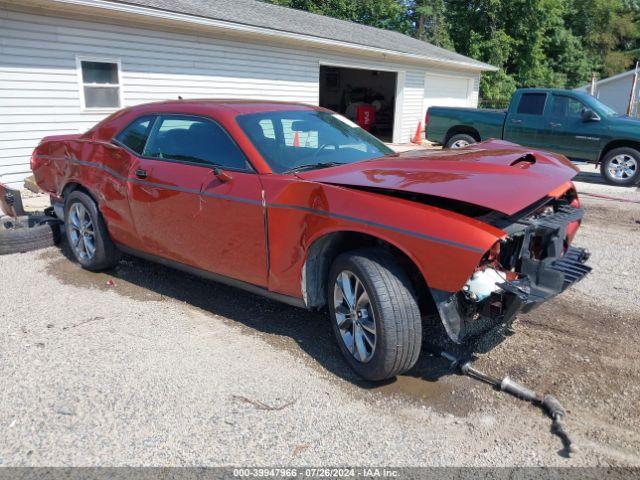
576,69,640,116
0,0,496,188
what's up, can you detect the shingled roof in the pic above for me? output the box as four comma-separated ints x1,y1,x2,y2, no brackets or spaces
108,0,496,71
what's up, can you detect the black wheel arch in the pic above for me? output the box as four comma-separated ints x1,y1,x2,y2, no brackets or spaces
301,231,436,316
598,139,640,165
61,182,99,205
444,126,481,146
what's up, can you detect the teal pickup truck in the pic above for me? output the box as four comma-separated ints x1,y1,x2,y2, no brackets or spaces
425,88,640,185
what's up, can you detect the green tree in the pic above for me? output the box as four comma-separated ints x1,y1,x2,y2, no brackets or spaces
263,0,409,32
566,0,639,76
446,0,591,105
407,0,453,48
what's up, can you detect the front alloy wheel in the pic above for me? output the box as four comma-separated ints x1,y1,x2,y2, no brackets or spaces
607,154,637,181
328,249,422,381
333,270,377,363
601,147,640,186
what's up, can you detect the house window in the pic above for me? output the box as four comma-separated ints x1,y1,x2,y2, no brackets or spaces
78,59,121,110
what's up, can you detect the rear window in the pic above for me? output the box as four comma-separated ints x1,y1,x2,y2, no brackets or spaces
517,93,547,115
115,115,156,155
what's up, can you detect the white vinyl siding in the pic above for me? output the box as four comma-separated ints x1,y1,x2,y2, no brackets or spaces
0,5,484,188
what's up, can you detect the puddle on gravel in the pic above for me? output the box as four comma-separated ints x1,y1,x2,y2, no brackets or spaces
40,250,166,302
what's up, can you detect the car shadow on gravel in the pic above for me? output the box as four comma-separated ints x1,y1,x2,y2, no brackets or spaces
50,237,509,404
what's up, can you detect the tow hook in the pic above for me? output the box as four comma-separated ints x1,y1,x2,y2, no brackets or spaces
440,351,575,457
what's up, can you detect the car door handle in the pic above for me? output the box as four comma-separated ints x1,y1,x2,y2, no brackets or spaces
510,119,522,124
549,122,562,128
135,169,148,179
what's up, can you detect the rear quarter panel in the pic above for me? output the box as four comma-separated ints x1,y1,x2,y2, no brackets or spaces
33,137,141,250
426,107,506,144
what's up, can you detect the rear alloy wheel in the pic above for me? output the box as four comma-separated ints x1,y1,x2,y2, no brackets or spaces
601,147,640,186
328,248,422,381
64,190,120,271
445,133,476,149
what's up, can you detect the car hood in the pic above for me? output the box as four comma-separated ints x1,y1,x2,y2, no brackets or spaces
297,140,578,216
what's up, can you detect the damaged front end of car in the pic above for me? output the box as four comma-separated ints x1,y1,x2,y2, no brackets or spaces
432,188,592,343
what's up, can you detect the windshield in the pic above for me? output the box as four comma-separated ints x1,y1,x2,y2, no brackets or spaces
236,110,394,173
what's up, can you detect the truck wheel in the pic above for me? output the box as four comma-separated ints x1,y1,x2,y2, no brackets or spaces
600,148,640,186
0,215,60,255
64,190,120,271
328,248,422,381
446,133,476,149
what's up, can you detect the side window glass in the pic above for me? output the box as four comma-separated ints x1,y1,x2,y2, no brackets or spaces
551,96,585,118
144,115,250,170
115,115,155,155
517,93,547,115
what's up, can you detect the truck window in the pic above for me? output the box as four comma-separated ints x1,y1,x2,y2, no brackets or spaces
550,96,585,118
517,93,547,115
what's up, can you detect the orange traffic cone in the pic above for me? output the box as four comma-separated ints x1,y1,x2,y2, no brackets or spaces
293,131,300,147
412,121,423,144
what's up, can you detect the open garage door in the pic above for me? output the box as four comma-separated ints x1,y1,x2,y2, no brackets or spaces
319,65,397,142
424,74,473,117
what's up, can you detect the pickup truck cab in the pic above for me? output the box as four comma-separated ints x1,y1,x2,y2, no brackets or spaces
426,88,640,186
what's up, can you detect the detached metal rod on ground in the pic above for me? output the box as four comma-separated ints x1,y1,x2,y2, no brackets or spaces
440,351,575,457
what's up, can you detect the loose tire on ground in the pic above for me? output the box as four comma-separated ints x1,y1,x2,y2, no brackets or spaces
0,215,60,255
600,147,640,186
64,190,121,271
445,133,477,149
328,248,422,381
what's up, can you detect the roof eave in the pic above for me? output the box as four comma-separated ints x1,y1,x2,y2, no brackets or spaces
43,0,497,72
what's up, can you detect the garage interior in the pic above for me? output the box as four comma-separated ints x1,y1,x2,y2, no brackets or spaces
319,66,397,142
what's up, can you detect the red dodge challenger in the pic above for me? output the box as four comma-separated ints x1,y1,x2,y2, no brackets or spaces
30,100,591,381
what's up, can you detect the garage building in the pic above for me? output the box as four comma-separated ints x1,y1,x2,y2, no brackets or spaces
0,0,496,188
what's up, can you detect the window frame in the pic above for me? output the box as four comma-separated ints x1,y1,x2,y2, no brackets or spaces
112,113,256,174
113,114,158,156
516,92,548,116
550,94,588,119
76,56,123,112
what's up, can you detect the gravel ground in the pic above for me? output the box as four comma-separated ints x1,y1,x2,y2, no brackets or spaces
0,165,639,467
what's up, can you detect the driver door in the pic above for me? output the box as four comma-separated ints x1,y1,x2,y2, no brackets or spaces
126,114,268,287
546,94,601,161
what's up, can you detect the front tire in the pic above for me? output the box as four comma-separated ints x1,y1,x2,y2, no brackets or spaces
445,133,476,149
600,147,640,186
328,248,422,381
64,190,120,271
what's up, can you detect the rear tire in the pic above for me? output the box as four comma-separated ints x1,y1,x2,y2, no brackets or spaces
445,133,476,149
328,248,422,381
64,190,120,271
600,147,640,186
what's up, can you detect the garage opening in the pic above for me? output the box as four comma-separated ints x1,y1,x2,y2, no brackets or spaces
319,65,397,142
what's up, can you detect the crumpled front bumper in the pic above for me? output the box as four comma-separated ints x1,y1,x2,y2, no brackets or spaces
432,203,592,343
500,246,591,311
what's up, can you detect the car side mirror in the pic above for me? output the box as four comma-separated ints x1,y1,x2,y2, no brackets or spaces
582,108,600,122
213,167,233,183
